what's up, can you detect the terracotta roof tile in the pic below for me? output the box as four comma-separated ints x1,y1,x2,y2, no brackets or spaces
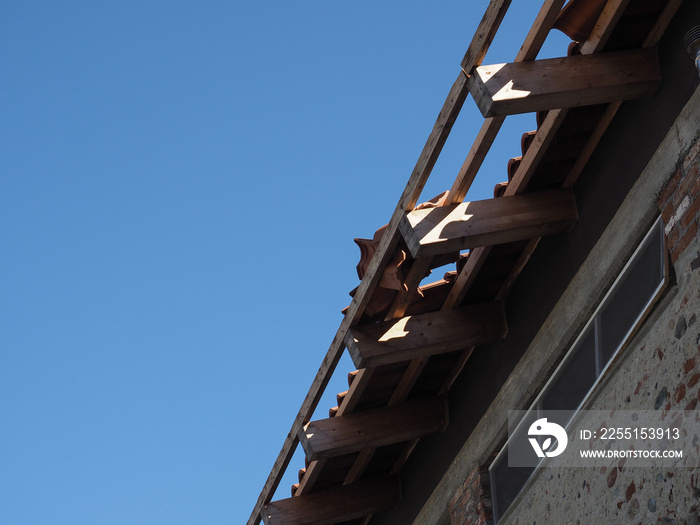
553,0,608,42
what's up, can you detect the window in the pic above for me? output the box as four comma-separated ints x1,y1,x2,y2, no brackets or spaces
489,217,668,522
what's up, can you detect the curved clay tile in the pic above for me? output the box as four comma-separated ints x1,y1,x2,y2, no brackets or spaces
354,191,450,284
494,181,509,198
521,131,537,156
344,284,397,318
415,190,450,210
553,0,608,42
354,233,407,292
349,191,453,319
508,157,522,180
337,390,347,407
404,278,453,317
568,40,582,56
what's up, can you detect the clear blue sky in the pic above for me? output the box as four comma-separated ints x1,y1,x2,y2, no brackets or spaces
1,2,570,523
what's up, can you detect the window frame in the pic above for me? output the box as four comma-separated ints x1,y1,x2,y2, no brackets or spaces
489,216,670,523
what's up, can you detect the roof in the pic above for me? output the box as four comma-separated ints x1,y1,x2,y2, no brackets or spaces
249,1,682,523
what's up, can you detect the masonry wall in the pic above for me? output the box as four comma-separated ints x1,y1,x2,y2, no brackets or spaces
490,134,700,525
411,60,700,525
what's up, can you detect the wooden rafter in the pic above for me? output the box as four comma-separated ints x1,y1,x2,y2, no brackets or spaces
400,188,578,258
248,61,468,525
246,3,516,521
299,396,448,461
270,0,569,515
262,475,401,525
346,302,507,368
250,0,682,522
468,47,661,118
442,0,644,311
448,0,568,204
294,368,376,497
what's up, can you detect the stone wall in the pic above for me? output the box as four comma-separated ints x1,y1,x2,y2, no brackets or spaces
414,83,700,525
492,136,700,525
444,127,700,525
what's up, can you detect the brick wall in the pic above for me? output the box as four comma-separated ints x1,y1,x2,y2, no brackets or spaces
660,135,700,264
448,466,493,525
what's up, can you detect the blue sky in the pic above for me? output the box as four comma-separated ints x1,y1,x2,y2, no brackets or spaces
1,2,570,523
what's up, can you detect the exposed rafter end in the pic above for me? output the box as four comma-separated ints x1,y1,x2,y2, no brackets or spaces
299,396,448,462
262,475,401,525
400,188,578,259
346,301,507,369
468,47,661,118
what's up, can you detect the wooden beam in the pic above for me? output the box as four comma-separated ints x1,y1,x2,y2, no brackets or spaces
342,357,429,486
400,188,577,259
247,74,466,525
449,0,568,204
515,0,568,63
445,0,675,311
299,396,448,461
504,109,568,196
468,48,661,118
441,246,492,310
250,1,680,522
346,302,506,368
251,0,517,512
295,367,375,496
256,71,469,519
579,0,631,55
262,475,401,525
461,0,512,71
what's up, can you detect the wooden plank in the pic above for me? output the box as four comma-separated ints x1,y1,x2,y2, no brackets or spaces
515,0,568,63
295,367,375,496
299,396,449,461
448,117,505,204
580,0,631,55
343,448,375,486
441,247,491,310
250,0,670,522
342,358,429,486
262,475,401,525
400,188,577,258
468,48,661,118
346,302,507,368
384,256,434,320
449,0,568,203
642,0,684,49
251,66,472,525
248,72,468,525
461,0,513,71
505,108,569,195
